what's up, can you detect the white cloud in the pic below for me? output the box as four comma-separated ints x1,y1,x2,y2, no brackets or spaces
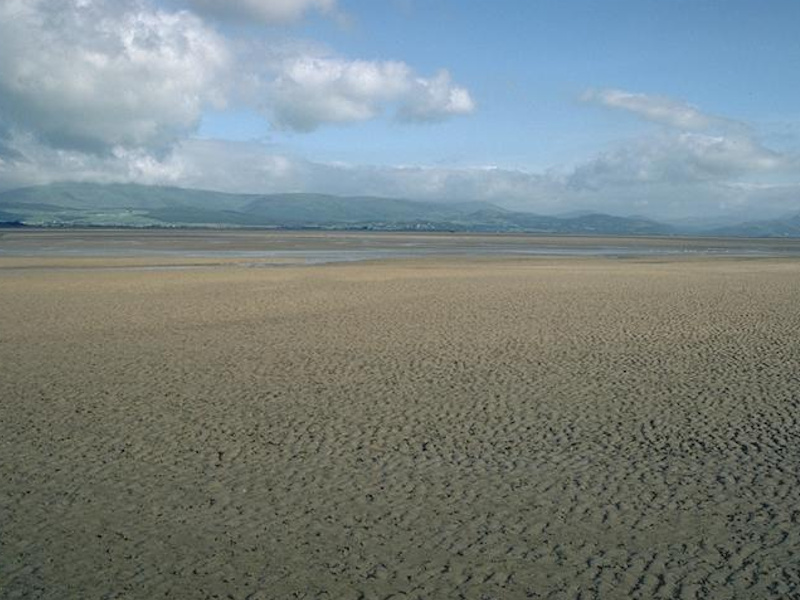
0,0,474,149
184,0,337,24
268,57,412,130
0,130,189,189
582,88,727,131
0,134,554,205
266,57,475,131
575,87,796,202
569,132,786,189
398,70,476,123
0,0,230,153
2,135,799,221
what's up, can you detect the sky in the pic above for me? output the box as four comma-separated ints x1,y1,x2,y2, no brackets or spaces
0,0,799,221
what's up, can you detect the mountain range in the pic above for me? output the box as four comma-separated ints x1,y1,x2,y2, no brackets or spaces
0,182,797,237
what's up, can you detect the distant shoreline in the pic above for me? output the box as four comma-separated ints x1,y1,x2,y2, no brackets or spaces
4,229,800,266
2,222,798,241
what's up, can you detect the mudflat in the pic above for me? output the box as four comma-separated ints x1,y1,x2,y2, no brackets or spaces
1,252,799,599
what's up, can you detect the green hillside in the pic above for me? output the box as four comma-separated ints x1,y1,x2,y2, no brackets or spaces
0,182,675,234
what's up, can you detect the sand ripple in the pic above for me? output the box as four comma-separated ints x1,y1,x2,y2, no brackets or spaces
1,258,799,599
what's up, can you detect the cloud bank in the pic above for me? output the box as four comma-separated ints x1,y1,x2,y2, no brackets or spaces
569,133,785,189
575,88,795,205
4,134,799,221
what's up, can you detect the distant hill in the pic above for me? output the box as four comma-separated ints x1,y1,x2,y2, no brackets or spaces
0,181,686,235
708,213,800,238
0,182,252,227
238,193,501,227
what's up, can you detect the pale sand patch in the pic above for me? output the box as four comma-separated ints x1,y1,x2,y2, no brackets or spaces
1,257,799,599
0,256,300,271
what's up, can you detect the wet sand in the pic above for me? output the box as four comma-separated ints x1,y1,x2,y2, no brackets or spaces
1,247,800,599
4,228,800,261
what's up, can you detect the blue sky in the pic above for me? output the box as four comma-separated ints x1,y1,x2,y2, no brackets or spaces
1,0,799,220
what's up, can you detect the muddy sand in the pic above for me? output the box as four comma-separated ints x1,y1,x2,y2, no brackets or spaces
1,253,799,599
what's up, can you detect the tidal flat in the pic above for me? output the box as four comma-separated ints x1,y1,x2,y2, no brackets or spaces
1,231,799,599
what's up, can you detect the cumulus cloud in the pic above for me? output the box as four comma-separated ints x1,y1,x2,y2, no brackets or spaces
267,58,412,130
0,0,473,152
398,70,476,123
266,57,474,131
0,0,230,153
582,88,724,131
184,0,337,24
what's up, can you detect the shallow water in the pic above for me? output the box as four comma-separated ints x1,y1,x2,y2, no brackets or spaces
2,228,800,264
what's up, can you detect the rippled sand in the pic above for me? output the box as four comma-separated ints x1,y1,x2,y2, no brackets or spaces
1,256,799,599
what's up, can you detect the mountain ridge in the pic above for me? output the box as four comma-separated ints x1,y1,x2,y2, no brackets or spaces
0,182,796,237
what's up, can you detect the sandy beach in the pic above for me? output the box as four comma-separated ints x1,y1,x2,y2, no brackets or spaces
1,245,799,599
